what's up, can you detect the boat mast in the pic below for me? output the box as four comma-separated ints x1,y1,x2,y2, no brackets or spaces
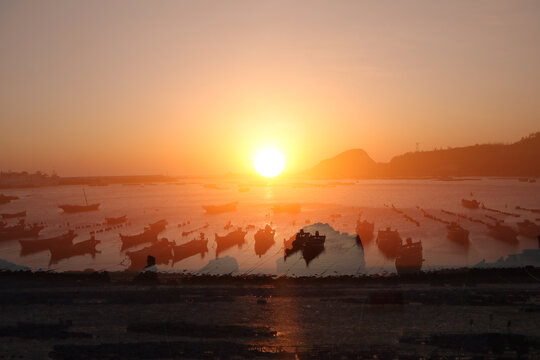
83,188,88,206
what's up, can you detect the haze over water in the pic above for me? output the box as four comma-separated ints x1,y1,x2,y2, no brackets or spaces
0,178,537,275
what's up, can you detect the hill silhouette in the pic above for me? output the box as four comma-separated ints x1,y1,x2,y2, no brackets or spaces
303,132,540,178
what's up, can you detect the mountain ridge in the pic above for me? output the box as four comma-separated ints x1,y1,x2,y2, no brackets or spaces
302,132,540,178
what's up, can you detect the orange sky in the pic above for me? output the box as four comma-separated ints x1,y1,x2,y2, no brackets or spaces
1,0,539,176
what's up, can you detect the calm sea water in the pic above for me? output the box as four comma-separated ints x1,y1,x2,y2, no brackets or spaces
0,179,538,275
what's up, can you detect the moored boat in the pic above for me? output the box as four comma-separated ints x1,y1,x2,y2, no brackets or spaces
355,218,374,244
254,224,276,257
1,211,26,219
20,230,77,255
446,222,470,245
516,219,540,238
0,220,44,241
487,221,518,244
395,238,423,275
215,227,247,257
203,202,238,214
461,199,480,209
120,228,159,251
49,236,100,265
376,227,403,258
172,233,209,263
126,238,175,270
58,203,100,213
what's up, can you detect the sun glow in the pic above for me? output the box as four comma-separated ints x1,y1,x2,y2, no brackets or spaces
254,148,286,178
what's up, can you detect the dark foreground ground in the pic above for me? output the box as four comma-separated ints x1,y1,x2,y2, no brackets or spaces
1,268,540,359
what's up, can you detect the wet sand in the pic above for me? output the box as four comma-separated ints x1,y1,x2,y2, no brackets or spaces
1,269,540,359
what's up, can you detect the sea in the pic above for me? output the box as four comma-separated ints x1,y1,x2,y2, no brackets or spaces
0,178,538,276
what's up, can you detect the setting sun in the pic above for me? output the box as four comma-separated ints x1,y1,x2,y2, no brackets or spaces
254,148,286,177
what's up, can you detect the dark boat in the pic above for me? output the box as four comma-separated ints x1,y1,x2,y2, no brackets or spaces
203,202,238,214
487,222,518,244
254,225,276,257
0,194,19,205
172,233,209,264
0,220,44,241
126,238,174,270
59,189,100,213
461,199,480,209
272,203,301,214
49,236,100,265
215,228,247,257
376,227,403,258
20,230,77,255
59,203,100,213
446,222,470,245
148,219,168,232
1,211,26,219
355,218,374,244
120,228,159,251
516,219,540,238
285,229,326,265
395,238,423,275
105,215,127,225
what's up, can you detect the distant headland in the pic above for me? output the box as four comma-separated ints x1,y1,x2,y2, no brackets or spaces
303,132,540,179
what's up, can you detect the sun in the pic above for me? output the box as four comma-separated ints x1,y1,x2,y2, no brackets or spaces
254,148,286,178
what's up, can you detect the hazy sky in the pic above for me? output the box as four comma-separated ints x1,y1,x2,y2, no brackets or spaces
1,0,539,176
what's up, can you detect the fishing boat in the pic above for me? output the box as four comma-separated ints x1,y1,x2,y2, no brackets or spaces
172,233,209,263
284,229,326,265
395,238,424,275
126,238,175,270
49,236,100,265
59,189,100,213
19,230,77,255
376,227,403,258
516,219,540,238
215,227,247,257
148,219,168,232
105,215,127,225
1,211,26,219
202,202,238,214
0,194,18,205
254,225,276,257
0,220,43,241
120,228,159,251
461,199,480,209
446,222,470,245
355,218,374,243
487,221,518,244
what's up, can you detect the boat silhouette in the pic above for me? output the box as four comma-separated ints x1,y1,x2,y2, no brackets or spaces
355,217,374,244
49,236,100,266
126,238,174,270
59,189,99,213
215,228,246,257
395,237,424,275
487,221,519,244
1,211,26,219
376,227,403,258
461,199,480,209
446,222,470,246
203,202,238,214
0,220,43,241
172,233,209,264
284,229,326,266
517,219,540,238
20,230,77,256
254,224,275,257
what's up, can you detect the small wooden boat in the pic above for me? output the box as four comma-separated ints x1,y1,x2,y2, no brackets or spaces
254,225,276,257
172,234,208,264
105,215,127,225
49,236,100,265
215,228,246,257
395,238,423,275
59,189,100,213
461,199,480,209
20,230,77,255
202,202,238,214
0,222,43,241
120,228,158,251
1,211,26,219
